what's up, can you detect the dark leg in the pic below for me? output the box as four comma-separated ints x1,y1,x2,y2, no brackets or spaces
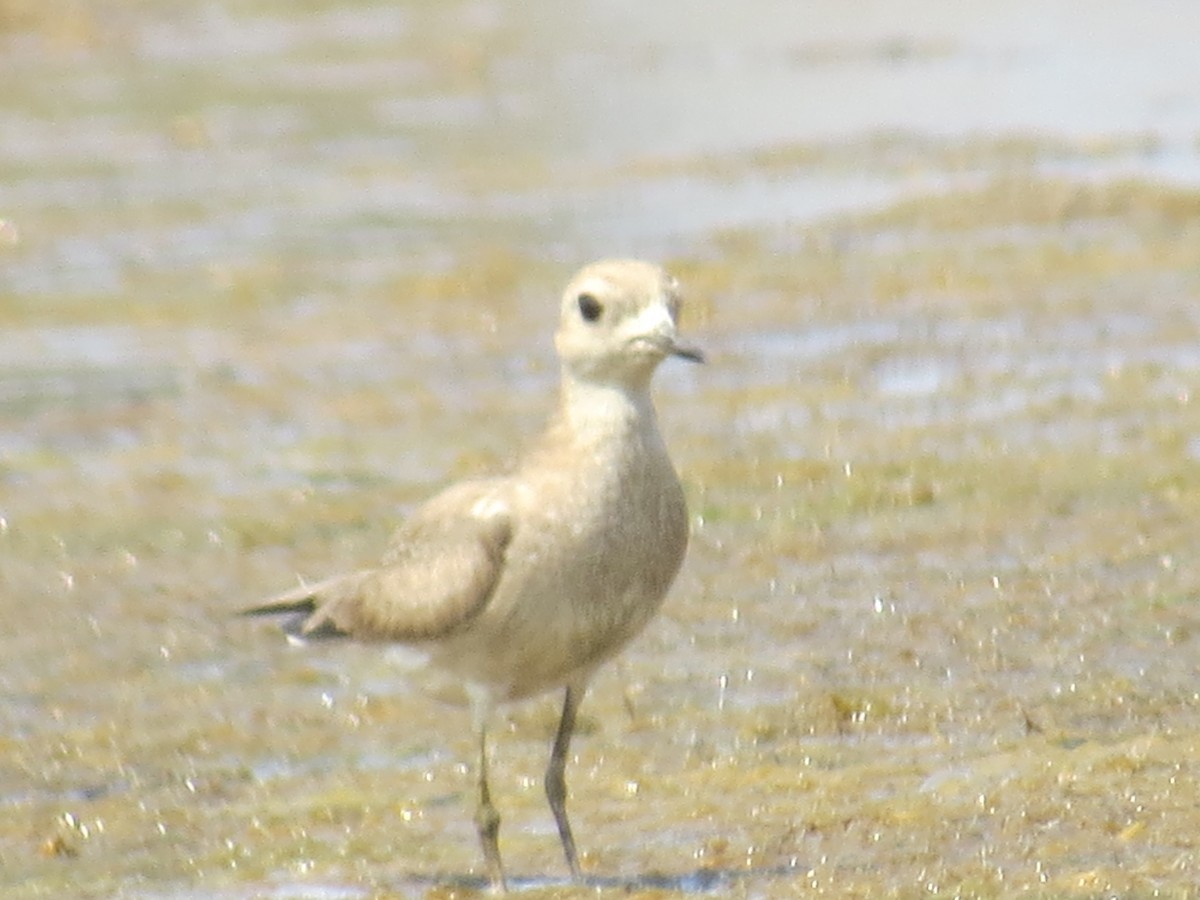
545,685,582,880
473,718,507,892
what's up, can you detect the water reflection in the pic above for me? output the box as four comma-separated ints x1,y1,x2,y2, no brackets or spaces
400,861,803,895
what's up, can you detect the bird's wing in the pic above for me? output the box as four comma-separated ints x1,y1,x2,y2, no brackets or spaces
244,480,514,642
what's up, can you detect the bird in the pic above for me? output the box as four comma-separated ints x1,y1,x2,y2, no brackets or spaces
241,259,702,891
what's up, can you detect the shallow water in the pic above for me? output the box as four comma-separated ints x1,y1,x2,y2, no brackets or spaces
3,1,1200,897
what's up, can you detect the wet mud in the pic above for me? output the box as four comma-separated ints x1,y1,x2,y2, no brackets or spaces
3,1,1200,897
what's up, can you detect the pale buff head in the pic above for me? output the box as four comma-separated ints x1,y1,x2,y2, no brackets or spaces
554,259,702,386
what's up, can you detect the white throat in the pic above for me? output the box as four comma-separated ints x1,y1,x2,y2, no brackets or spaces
559,368,660,446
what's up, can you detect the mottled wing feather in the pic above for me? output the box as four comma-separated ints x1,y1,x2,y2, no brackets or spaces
246,480,514,643
312,515,512,640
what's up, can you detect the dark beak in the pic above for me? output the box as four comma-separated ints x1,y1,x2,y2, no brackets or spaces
671,343,705,363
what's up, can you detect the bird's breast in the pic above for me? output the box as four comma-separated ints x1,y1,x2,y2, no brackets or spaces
459,431,688,699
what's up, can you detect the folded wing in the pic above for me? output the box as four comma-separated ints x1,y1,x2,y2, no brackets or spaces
243,481,514,642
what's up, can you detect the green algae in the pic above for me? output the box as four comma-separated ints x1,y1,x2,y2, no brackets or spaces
4,2,1200,897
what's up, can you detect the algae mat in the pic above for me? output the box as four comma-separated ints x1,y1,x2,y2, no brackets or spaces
4,1,1200,897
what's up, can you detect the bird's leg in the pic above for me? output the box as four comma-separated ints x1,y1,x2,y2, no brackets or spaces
545,685,582,880
473,716,507,892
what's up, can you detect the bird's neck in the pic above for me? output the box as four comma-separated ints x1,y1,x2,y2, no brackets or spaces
520,369,669,486
556,369,660,450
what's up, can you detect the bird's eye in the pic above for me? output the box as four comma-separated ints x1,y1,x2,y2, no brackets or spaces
577,293,603,322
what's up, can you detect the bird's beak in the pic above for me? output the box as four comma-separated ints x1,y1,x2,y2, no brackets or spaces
671,343,705,363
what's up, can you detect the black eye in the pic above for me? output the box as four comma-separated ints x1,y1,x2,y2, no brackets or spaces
577,293,603,322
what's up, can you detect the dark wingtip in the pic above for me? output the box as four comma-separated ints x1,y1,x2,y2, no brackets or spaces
238,597,318,618
240,603,324,645
240,598,354,643
296,618,349,641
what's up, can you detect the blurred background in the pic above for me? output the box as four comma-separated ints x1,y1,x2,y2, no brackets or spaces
3,1,1200,896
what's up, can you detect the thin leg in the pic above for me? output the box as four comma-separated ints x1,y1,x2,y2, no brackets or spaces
473,716,507,892
545,685,582,880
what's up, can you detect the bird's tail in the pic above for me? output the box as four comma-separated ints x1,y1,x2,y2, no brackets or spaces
240,570,371,639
